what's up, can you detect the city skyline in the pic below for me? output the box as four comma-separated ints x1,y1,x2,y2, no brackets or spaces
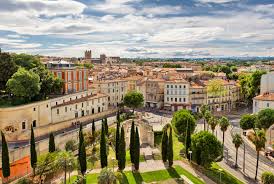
0,0,274,58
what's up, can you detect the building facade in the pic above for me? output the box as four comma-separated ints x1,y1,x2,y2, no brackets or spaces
145,79,165,109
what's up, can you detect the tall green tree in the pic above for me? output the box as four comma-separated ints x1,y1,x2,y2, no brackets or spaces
204,110,212,131
200,105,209,131
30,125,37,176
123,91,144,113
92,119,95,136
118,127,126,171
191,131,222,166
116,110,120,122
11,53,42,70
79,142,87,175
219,116,230,146
240,114,256,130
78,124,84,151
232,133,243,168
208,116,218,135
115,121,120,160
161,129,168,163
185,121,191,160
0,51,18,90
171,109,196,142
256,109,274,130
1,131,10,178
207,79,226,111
104,117,109,136
49,132,56,153
100,123,108,168
167,127,173,167
134,127,140,171
130,121,135,163
253,129,266,180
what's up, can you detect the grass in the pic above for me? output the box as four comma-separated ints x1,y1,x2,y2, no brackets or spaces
66,165,205,184
203,162,244,184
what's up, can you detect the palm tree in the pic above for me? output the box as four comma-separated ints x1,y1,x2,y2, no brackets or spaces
252,129,266,180
204,110,212,131
219,116,230,146
232,133,243,168
200,105,209,131
208,116,218,135
56,151,75,184
97,168,116,184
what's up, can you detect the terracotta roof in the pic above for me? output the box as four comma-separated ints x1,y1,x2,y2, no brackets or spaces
254,93,274,101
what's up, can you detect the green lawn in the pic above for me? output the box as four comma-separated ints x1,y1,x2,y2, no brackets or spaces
66,165,204,184
203,163,244,184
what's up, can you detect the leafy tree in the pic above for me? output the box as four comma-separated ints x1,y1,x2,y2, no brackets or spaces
6,67,41,101
161,129,168,163
118,127,126,171
171,109,196,142
0,51,18,90
11,53,42,70
79,142,87,175
49,132,56,153
65,140,77,152
36,152,58,183
1,131,10,178
204,110,212,131
130,121,135,163
261,172,274,184
207,79,226,111
250,70,266,96
253,129,266,180
200,105,209,131
134,127,140,170
219,116,230,146
167,127,173,167
185,122,191,160
115,121,120,160
191,131,222,166
92,119,95,136
56,151,76,184
256,109,274,130
232,133,243,168
240,114,256,130
208,116,218,134
30,125,37,176
123,91,144,113
97,168,116,184
100,123,108,168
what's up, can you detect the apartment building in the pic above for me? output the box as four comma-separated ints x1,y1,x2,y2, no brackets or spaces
46,60,89,94
145,79,165,109
164,80,191,111
190,82,207,113
93,80,128,107
0,89,109,141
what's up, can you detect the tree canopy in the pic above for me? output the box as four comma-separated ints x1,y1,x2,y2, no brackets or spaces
171,109,196,142
256,109,274,130
240,114,257,130
6,67,41,100
123,91,144,112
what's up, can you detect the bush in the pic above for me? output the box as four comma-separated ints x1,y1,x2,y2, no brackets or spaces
16,178,32,184
261,172,274,184
65,140,77,151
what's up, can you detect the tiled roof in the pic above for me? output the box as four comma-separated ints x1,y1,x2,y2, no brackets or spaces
254,93,274,101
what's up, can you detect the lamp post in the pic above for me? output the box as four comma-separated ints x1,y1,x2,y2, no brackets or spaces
218,169,223,184
188,150,192,162
111,157,115,172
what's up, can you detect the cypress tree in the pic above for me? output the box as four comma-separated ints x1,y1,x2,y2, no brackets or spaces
78,124,84,151
100,123,108,168
118,126,126,171
129,121,135,163
104,117,108,136
48,132,55,153
185,122,191,160
161,129,168,163
30,125,37,176
115,121,120,160
92,119,95,136
134,127,140,171
167,128,173,167
79,142,87,175
116,110,120,122
1,131,10,178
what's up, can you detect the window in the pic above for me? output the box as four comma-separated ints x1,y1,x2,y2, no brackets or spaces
79,71,82,81
183,98,186,102
33,120,36,128
56,102,58,105
68,71,71,81
98,107,101,113
33,108,36,111
74,71,77,80
267,103,270,107
175,98,177,102
63,100,65,103
70,98,72,101
179,98,182,102
171,85,173,88
75,112,78,118
57,109,59,114
92,108,94,114
179,85,182,88
46,104,48,108
75,104,77,109
57,72,62,79
22,122,26,130
167,90,169,95
65,107,67,112
175,85,177,88
184,85,186,89
167,97,169,101
82,103,84,108
171,98,173,102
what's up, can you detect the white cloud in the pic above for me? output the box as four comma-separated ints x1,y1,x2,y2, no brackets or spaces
196,0,239,4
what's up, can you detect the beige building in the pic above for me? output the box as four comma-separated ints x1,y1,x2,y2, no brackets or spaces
253,93,274,113
0,90,109,141
145,79,165,109
190,82,207,113
93,80,128,107
164,80,191,111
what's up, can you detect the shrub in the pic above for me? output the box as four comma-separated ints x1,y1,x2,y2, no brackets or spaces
65,140,77,151
261,172,274,184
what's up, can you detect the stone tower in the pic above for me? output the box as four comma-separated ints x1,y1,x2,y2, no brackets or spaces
85,50,92,59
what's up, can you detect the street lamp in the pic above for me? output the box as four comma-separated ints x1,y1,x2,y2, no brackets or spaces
218,169,223,184
111,157,115,172
188,150,192,162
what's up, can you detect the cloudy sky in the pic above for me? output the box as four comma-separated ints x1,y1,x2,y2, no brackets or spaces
0,0,274,58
